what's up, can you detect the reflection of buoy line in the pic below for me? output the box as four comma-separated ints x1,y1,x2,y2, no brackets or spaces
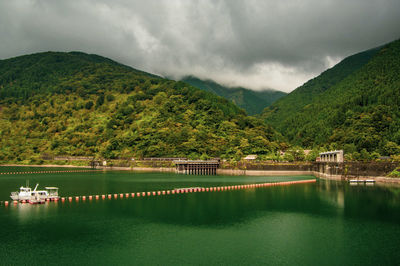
1,179,316,207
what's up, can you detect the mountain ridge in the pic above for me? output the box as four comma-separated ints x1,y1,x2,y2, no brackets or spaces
262,39,400,156
0,51,282,162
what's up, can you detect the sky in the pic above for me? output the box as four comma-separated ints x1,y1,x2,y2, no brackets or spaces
0,0,399,92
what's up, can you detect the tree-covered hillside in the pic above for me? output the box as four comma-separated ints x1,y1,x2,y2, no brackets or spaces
181,76,286,115
263,46,380,128
262,39,400,157
0,52,283,162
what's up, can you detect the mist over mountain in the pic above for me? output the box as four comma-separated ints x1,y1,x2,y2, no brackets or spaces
181,76,286,115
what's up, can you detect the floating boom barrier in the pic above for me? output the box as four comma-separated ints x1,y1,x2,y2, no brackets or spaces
0,179,316,207
0,170,100,175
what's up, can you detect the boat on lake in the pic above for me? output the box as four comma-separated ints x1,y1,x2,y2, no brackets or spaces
10,183,60,203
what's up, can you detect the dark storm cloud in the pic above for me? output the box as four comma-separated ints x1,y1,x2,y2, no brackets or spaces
0,0,399,92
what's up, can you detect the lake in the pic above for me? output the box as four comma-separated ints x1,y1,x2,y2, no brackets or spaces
1,169,400,265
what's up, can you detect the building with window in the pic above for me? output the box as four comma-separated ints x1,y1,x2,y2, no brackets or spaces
319,150,344,163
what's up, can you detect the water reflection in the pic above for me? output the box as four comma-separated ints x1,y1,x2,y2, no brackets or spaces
2,173,400,265
317,180,400,223
13,201,57,225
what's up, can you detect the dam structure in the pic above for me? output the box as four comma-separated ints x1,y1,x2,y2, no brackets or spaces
174,160,220,175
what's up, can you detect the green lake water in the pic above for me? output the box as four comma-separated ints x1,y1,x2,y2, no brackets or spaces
1,170,400,265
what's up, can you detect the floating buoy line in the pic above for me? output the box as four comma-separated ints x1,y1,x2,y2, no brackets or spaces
0,179,316,207
0,170,99,175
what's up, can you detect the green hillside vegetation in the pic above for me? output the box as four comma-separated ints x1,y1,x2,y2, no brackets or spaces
263,39,400,159
0,52,282,163
263,46,380,127
181,76,286,115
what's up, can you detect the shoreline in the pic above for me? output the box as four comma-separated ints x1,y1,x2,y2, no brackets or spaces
1,164,400,185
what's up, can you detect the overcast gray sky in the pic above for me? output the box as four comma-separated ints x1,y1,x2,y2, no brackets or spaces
1,0,399,92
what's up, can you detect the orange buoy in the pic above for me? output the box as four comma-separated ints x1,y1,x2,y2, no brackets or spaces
21,200,26,203
61,197,65,202
147,192,151,196
13,200,18,204
119,193,124,198
95,195,99,200
152,191,156,196
69,197,73,201
131,193,135,197
4,201,9,206
89,196,93,200
102,195,106,199
167,190,170,194
108,194,112,199
113,194,117,199
75,197,79,201
137,193,141,197
142,192,146,197
125,193,129,198
162,191,166,195
82,196,86,201
157,191,161,196
171,190,175,194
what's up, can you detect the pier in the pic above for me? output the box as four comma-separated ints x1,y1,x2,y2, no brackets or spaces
174,160,219,175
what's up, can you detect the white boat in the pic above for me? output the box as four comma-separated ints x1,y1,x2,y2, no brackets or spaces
10,183,60,203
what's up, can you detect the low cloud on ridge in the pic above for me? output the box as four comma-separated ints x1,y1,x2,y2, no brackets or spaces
0,0,399,92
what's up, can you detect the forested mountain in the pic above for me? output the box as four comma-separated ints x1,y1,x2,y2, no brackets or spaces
263,46,380,128
181,76,286,115
262,39,400,157
0,52,282,162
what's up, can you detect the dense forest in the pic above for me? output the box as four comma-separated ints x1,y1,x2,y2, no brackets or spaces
262,39,400,159
1,39,400,164
181,76,286,115
0,52,284,163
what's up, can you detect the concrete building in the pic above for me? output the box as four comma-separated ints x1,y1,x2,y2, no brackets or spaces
319,150,344,163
